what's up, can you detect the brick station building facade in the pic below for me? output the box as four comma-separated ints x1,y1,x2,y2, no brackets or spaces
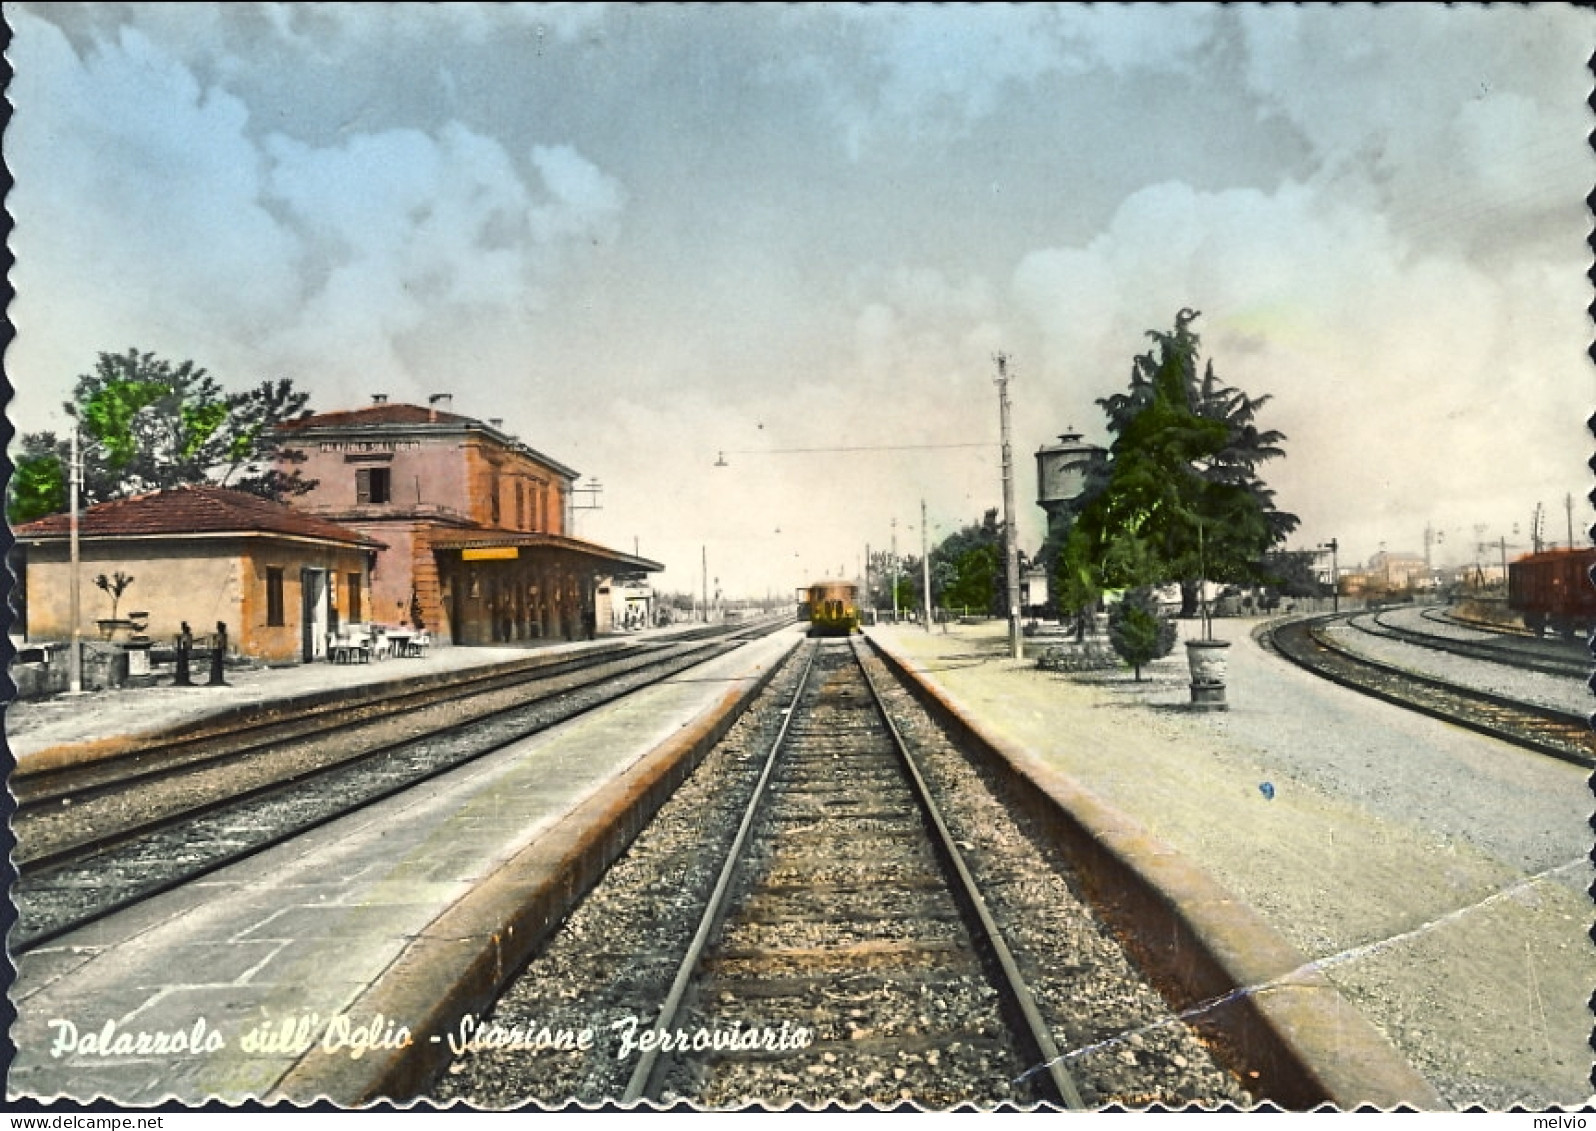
13,485,383,664
276,395,661,646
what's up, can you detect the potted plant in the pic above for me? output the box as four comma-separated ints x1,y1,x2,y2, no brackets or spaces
94,570,137,641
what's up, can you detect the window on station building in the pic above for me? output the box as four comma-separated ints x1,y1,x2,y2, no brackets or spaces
515,481,526,530
356,467,392,505
490,477,501,525
266,567,285,627
347,573,362,624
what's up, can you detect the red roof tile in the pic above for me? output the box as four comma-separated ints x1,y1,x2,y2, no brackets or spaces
277,403,477,431
13,485,384,547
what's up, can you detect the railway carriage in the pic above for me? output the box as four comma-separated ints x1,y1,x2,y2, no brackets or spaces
1507,547,1596,639
800,581,861,637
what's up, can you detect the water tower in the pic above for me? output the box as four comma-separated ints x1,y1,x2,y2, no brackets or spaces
1035,429,1105,525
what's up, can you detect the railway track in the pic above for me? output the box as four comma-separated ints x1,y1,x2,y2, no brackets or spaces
13,620,768,812
11,622,784,953
1359,607,1589,680
629,636,1083,1109
1266,615,1593,768
437,638,1247,1110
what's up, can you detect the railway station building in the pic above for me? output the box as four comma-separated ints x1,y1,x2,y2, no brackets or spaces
274,395,662,646
11,485,384,665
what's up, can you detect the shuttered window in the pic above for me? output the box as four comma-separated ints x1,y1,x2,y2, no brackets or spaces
266,567,285,627
356,467,392,504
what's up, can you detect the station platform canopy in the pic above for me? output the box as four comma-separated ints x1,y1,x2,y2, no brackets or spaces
428,530,663,578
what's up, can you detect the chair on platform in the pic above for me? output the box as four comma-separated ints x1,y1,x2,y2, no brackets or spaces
404,629,431,658
329,625,373,664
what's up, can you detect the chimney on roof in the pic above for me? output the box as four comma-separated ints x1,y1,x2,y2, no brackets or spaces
428,392,452,423
372,393,388,405
489,418,504,430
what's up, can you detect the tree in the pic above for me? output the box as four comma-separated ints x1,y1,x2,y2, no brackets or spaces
1077,310,1294,617
1053,523,1101,641
1107,587,1177,680
7,350,318,520
930,509,1004,616
1259,549,1328,601
7,432,69,524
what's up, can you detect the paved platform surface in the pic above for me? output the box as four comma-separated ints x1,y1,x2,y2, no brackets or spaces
7,628,802,1105
866,618,1594,1111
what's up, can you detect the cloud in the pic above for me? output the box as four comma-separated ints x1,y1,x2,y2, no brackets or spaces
770,5,1222,159
7,11,303,391
258,123,625,401
1011,169,1591,560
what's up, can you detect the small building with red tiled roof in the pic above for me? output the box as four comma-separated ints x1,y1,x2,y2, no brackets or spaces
276,394,661,645
13,485,384,664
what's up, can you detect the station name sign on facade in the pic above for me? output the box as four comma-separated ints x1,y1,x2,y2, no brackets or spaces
462,547,521,561
319,440,422,453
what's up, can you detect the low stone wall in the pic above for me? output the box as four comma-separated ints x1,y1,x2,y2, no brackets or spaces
11,641,129,697
1035,636,1120,672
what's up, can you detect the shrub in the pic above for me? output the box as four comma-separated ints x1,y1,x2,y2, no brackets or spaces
1107,587,1177,680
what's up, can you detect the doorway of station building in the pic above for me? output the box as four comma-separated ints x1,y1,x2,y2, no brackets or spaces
300,567,330,662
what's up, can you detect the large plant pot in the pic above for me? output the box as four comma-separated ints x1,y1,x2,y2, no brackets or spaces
1185,638,1231,710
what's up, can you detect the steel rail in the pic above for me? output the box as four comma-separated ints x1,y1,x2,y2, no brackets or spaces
620,640,821,1104
1360,609,1588,680
851,637,1087,1111
15,617,786,810
13,638,750,954
1268,615,1592,768
13,644,662,811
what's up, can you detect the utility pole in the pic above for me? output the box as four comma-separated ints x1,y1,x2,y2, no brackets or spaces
701,545,708,623
995,353,1022,660
921,498,932,634
68,423,82,695
865,543,871,619
891,518,900,622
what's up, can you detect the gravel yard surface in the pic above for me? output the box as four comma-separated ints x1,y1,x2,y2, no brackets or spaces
870,618,1594,1111
1323,620,1590,716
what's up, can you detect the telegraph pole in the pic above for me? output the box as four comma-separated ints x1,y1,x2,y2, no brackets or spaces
921,498,932,634
891,518,900,622
995,354,1022,660
69,424,83,695
701,546,708,623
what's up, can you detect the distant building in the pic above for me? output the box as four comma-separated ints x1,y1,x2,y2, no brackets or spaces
1019,567,1049,615
1365,550,1431,590
275,394,661,645
12,485,383,663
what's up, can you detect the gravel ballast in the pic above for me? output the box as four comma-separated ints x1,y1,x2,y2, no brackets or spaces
870,618,1594,1111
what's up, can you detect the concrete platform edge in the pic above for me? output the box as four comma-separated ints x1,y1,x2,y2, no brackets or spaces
263,633,801,1107
862,633,1445,1113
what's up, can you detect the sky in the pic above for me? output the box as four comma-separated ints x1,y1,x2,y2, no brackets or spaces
6,3,1594,600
